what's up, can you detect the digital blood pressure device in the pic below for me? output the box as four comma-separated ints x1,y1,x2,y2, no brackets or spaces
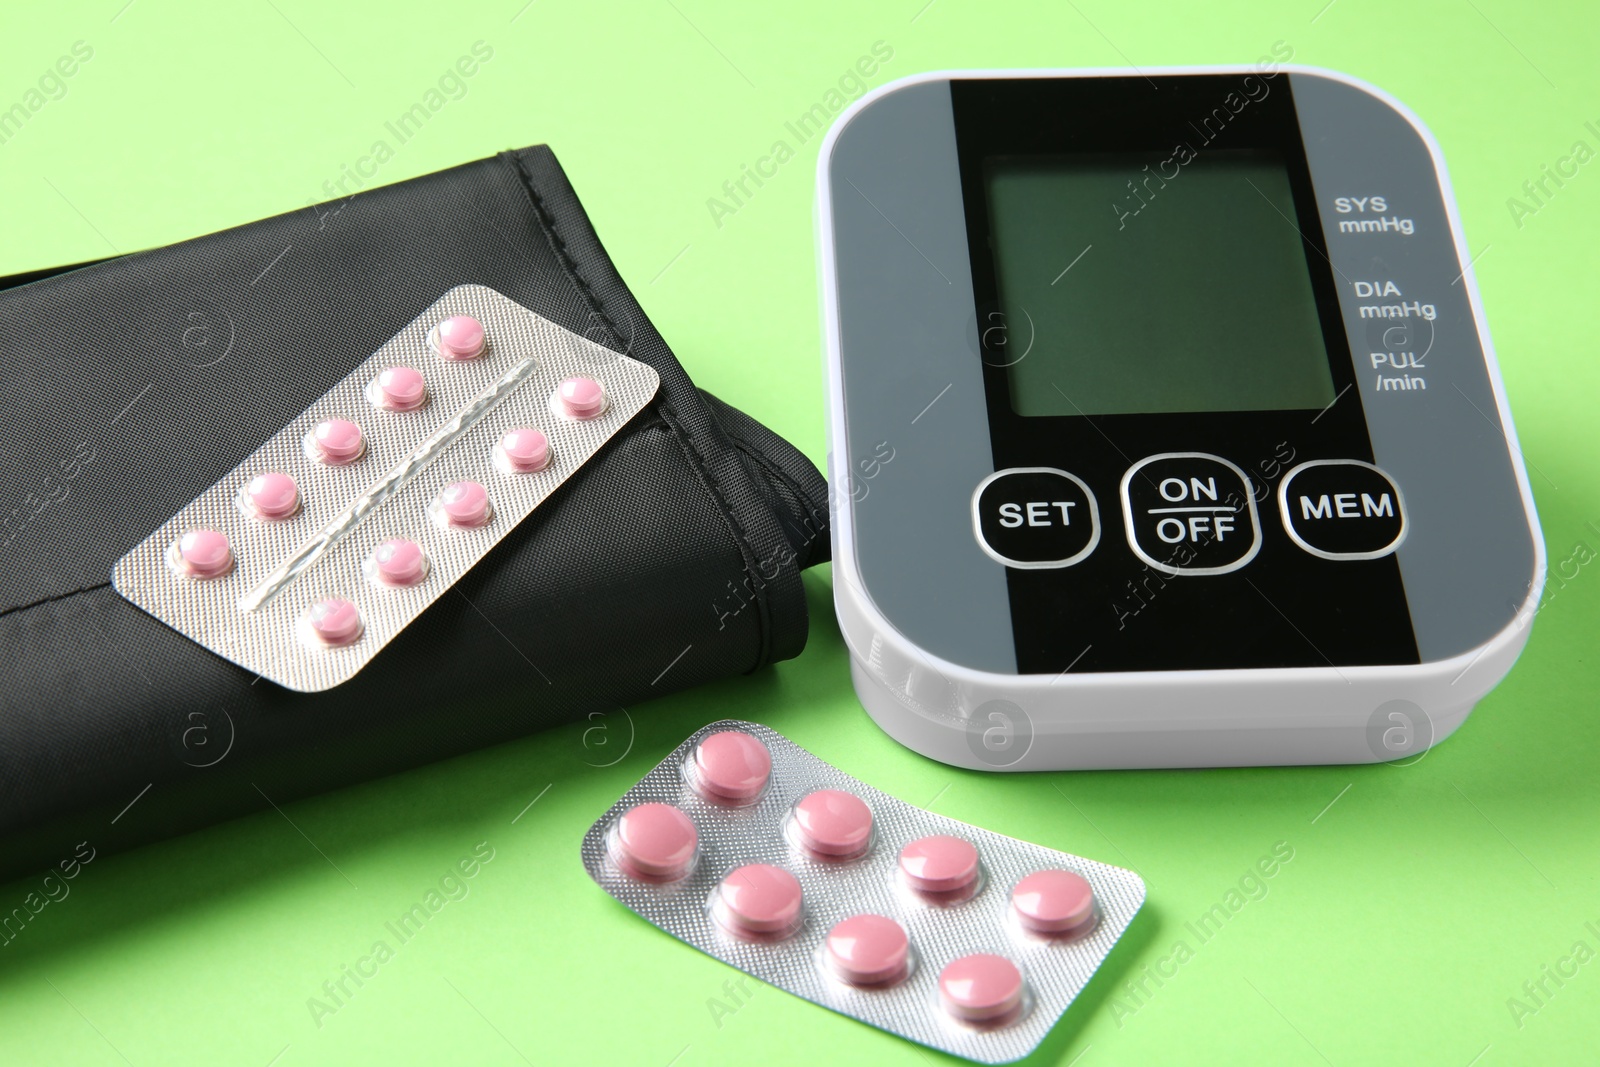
817,68,1544,770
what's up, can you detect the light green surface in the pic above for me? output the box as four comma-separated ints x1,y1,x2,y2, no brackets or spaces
2,2,1597,1064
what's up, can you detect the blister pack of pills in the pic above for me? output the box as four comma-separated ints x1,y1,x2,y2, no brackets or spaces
112,284,659,692
581,721,1146,1063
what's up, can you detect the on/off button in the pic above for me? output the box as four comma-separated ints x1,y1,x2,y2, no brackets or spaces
1120,452,1262,576
971,468,1101,569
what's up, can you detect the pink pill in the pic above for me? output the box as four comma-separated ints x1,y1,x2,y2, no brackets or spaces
245,472,299,520
437,480,491,528
1011,869,1096,935
311,418,365,464
303,597,362,647
714,864,803,937
899,835,980,894
611,803,698,881
434,314,486,361
373,365,427,411
371,538,427,587
553,376,606,419
497,427,550,473
690,731,771,803
824,914,909,986
176,528,233,579
939,954,1024,1023
792,789,873,858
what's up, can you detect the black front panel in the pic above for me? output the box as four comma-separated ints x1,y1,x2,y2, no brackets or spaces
951,76,1420,674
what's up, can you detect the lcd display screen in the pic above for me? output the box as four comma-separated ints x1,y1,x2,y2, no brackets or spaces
983,149,1337,416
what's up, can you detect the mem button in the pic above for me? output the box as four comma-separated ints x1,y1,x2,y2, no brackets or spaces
1120,452,1262,576
1279,460,1406,560
971,468,1100,569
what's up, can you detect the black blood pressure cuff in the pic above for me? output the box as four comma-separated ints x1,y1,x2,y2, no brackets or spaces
0,146,829,882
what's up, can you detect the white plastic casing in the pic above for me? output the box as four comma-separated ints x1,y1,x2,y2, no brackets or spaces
816,67,1545,771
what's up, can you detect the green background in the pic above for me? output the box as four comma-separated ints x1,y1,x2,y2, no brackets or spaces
2,1,1596,1064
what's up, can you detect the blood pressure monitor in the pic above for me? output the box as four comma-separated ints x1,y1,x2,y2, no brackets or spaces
816,67,1545,770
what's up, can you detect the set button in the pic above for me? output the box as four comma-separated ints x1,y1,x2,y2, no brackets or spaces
1278,460,1406,559
971,468,1100,569
1119,453,1261,576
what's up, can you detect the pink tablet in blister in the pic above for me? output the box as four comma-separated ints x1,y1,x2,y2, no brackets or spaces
172,529,233,579
824,913,909,986
610,803,697,881
553,376,606,419
713,864,804,939
581,721,1146,1064
431,314,486,361
309,418,365,465
689,730,771,803
368,538,428,588
433,480,492,529
1011,869,1095,936
302,597,362,647
900,834,981,895
243,472,300,520
792,789,873,858
939,954,1024,1024
495,427,550,473
369,366,428,411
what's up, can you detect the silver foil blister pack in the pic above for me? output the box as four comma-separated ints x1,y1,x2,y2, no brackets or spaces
112,284,659,692
581,721,1145,1063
